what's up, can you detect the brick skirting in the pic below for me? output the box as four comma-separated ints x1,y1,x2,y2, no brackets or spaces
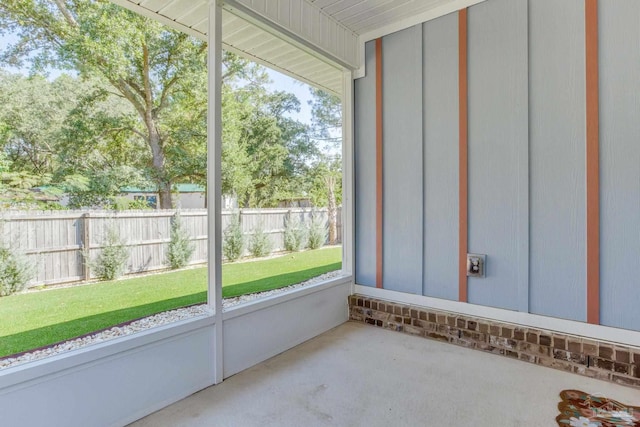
348,295,640,389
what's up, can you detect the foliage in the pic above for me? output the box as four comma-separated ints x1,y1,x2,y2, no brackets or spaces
249,221,272,258
0,0,213,208
0,247,341,357
0,73,74,176
90,224,129,281
0,1,332,211
308,154,342,208
308,154,341,244
0,72,143,208
0,74,91,208
57,82,151,207
66,166,149,209
0,154,88,209
306,88,342,209
114,197,152,211
223,87,319,208
308,87,342,145
307,88,342,244
223,213,244,262
307,213,328,250
283,214,306,252
0,244,35,297
167,212,195,269
0,168,52,208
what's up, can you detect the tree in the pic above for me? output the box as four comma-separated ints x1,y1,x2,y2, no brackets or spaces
186,64,314,208
56,80,153,208
0,149,89,208
0,0,320,211
0,72,94,208
0,150,51,207
0,71,151,208
308,87,342,243
223,86,318,208
309,154,341,244
309,87,342,146
0,0,209,208
0,72,73,176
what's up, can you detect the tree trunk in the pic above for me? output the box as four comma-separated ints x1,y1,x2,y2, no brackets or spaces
326,175,337,245
157,180,172,209
142,42,172,210
148,123,173,209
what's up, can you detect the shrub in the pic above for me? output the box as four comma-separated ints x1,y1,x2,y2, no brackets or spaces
91,225,129,280
283,214,306,252
307,214,328,250
0,245,34,297
249,222,272,258
167,212,195,269
125,197,153,210
223,213,244,262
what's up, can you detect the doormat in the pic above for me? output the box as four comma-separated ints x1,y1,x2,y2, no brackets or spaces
557,389,640,426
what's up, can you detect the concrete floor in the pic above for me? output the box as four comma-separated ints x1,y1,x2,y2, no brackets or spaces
130,322,639,427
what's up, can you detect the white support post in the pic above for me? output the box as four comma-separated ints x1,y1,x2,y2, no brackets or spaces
342,70,355,287
208,0,223,384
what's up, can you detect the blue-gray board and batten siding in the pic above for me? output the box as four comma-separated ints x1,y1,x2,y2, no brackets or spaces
353,0,640,332
354,40,377,288
422,12,459,302
528,0,586,323
467,0,529,312
381,25,423,294
598,1,640,330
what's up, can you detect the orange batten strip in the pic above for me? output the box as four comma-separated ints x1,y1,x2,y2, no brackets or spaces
375,38,384,289
585,0,600,324
458,9,469,302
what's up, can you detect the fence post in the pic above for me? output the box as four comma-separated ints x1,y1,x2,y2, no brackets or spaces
82,213,91,281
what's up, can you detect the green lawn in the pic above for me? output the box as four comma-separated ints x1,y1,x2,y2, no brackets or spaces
0,247,341,358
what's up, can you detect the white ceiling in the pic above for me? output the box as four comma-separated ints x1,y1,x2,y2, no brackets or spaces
310,0,450,35
221,11,344,95
113,0,346,94
114,0,480,96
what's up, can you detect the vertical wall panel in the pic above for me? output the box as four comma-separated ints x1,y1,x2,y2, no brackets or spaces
599,0,640,330
375,38,383,288
382,25,423,294
422,13,459,301
354,41,377,287
467,0,528,310
529,0,586,321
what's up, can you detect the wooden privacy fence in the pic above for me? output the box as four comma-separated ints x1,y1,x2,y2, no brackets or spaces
0,208,341,288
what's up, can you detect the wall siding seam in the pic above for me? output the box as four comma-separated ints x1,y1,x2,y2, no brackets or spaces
517,0,530,314
421,21,427,298
375,37,384,289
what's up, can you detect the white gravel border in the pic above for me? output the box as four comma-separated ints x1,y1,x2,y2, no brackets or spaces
222,271,341,309
0,271,341,370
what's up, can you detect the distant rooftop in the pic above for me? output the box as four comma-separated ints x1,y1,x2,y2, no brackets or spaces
121,184,205,193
